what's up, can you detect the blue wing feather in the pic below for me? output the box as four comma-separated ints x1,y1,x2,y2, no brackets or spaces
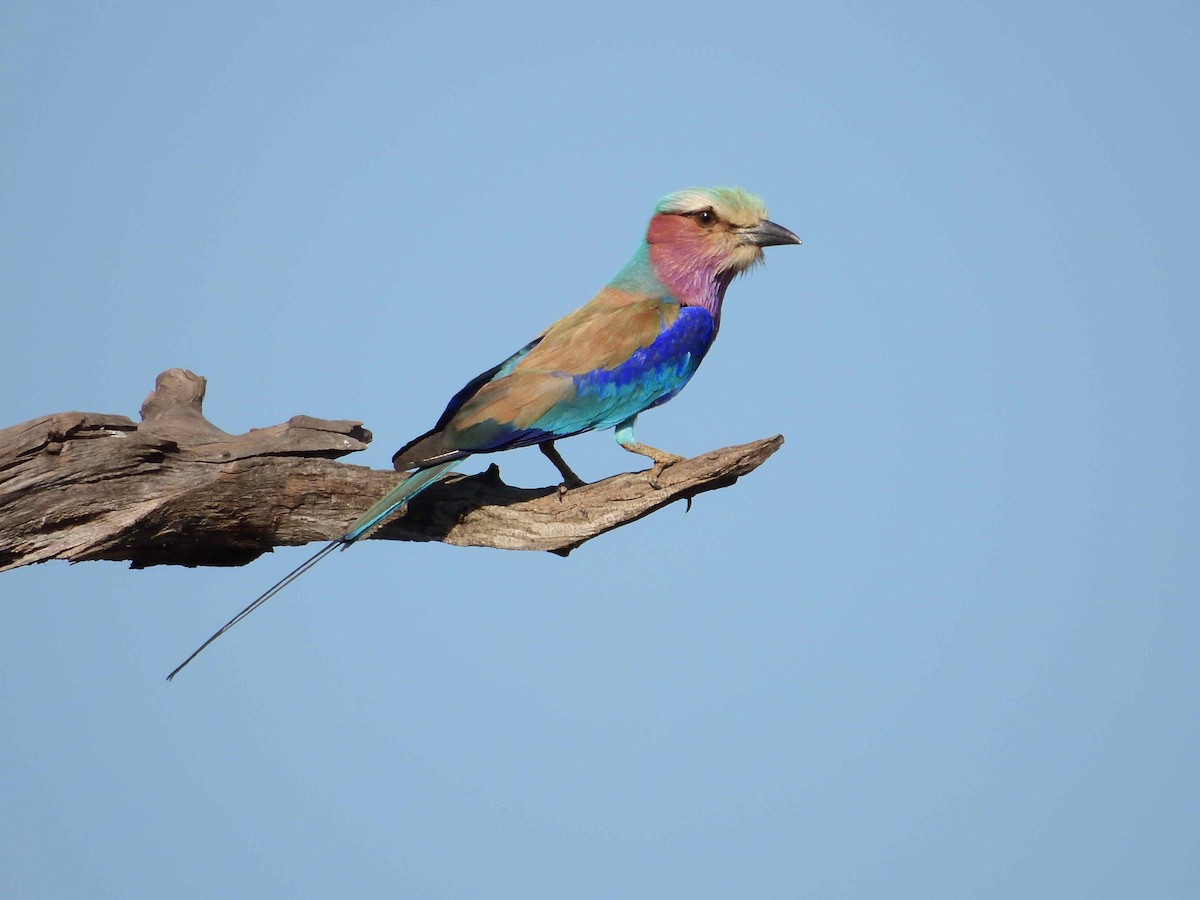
398,305,714,461
434,336,542,430
391,337,543,468
539,305,715,434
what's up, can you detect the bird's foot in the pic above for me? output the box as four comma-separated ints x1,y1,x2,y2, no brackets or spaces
614,428,686,489
646,453,685,489
556,473,587,501
541,441,587,501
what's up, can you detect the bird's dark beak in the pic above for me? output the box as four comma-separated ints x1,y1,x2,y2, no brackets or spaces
740,219,802,247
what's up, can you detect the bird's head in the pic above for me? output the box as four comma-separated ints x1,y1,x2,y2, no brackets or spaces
645,186,801,307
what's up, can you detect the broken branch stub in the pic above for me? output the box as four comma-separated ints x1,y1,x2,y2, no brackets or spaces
0,369,783,571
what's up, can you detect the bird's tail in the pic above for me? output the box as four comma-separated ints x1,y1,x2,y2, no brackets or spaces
166,460,460,681
343,460,460,542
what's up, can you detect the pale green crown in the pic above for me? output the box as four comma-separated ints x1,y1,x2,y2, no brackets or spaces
655,186,769,228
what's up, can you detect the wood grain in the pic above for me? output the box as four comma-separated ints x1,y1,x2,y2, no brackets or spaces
0,369,784,570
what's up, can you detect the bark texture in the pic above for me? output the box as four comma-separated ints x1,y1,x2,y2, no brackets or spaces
0,369,784,571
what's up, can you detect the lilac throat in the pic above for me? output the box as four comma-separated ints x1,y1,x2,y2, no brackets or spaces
649,246,736,330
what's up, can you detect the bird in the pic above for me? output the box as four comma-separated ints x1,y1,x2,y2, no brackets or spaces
166,186,801,680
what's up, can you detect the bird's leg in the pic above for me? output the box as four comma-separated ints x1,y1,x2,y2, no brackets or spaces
540,440,586,496
614,415,685,488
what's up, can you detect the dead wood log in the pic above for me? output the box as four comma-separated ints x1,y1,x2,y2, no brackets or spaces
0,369,784,571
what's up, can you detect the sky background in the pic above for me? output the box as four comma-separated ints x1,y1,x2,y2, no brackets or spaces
2,2,1197,897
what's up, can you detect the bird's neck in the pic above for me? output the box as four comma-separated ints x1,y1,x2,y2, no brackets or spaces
609,242,733,329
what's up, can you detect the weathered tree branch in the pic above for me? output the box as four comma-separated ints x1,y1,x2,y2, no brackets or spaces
0,369,784,571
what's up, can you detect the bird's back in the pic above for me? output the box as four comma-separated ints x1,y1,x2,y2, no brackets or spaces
393,286,714,469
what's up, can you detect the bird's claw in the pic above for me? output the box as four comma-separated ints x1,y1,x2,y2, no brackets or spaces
647,456,684,489
555,475,586,501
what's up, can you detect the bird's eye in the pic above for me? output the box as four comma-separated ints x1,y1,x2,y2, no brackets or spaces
696,209,716,225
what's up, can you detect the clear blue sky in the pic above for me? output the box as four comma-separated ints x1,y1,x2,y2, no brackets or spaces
2,2,1196,897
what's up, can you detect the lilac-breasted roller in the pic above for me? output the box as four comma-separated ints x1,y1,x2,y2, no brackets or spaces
167,186,801,679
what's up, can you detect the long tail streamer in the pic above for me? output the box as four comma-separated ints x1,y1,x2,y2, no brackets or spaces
166,460,460,680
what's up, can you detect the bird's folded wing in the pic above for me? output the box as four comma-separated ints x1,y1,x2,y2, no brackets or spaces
442,292,706,453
